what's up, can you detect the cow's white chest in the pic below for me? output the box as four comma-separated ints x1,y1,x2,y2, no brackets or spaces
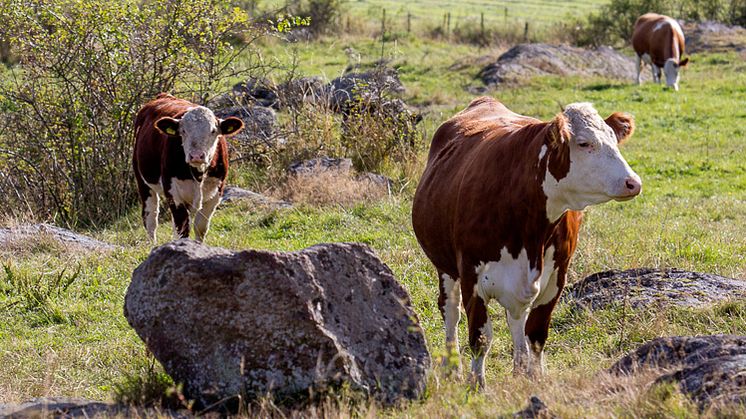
168,177,221,211
475,246,556,316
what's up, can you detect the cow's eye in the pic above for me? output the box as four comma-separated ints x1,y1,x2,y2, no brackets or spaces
578,142,591,148
211,128,217,134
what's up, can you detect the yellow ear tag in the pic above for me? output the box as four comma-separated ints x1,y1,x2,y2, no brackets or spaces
166,127,176,135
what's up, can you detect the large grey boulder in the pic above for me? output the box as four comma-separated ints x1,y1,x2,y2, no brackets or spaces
563,268,746,310
124,240,430,409
610,335,746,410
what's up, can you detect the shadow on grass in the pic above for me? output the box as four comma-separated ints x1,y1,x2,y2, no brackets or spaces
583,83,626,92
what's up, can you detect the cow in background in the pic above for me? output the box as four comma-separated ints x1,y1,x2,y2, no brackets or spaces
632,13,689,90
412,97,641,387
133,93,244,243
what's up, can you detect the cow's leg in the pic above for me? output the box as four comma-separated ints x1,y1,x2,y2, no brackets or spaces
136,176,159,243
143,191,160,243
168,201,190,239
438,271,462,373
636,54,643,85
525,267,566,377
193,192,220,242
652,64,661,83
506,307,531,376
461,277,492,390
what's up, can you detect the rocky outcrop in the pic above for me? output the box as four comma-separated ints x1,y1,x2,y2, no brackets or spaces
610,335,746,410
563,268,746,310
0,397,188,418
478,44,649,86
220,186,292,209
287,157,354,177
124,240,430,409
215,105,280,149
0,224,117,252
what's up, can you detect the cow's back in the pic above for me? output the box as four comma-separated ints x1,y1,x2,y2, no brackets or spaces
133,94,195,185
412,97,541,276
632,13,684,66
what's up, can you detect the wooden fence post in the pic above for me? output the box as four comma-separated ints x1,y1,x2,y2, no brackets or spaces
524,22,529,42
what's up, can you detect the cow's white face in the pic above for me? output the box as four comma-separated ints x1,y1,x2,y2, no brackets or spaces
155,107,243,172
543,103,641,221
663,59,681,91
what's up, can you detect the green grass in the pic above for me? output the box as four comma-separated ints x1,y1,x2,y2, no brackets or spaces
2,27,746,417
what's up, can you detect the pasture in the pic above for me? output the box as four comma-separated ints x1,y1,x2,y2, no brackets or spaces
2,0,746,417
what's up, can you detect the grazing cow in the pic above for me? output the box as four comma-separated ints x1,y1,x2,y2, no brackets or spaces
632,13,689,90
133,93,244,242
412,97,641,387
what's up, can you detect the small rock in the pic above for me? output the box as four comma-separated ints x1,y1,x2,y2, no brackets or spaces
658,354,746,410
124,240,430,409
0,224,117,252
611,335,746,411
287,157,354,177
563,268,746,311
609,335,746,375
0,397,188,418
512,395,556,418
329,67,405,113
220,186,292,209
232,77,279,109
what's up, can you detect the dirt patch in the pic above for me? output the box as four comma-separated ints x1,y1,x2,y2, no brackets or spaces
684,21,746,53
478,43,647,86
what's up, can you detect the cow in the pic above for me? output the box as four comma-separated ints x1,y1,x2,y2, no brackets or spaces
632,13,689,91
133,93,244,243
412,97,642,388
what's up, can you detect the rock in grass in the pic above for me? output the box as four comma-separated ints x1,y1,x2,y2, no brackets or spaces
124,240,430,409
610,335,746,410
478,43,649,86
563,268,746,310
512,395,556,418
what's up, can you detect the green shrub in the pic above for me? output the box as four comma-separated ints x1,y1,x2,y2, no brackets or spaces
572,0,746,47
0,0,256,227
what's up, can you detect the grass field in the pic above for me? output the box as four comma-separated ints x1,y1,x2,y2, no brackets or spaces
2,7,746,417
345,0,609,28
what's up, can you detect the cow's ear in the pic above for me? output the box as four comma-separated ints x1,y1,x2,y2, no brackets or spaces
155,117,180,137
605,112,635,144
679,57,689,67
219,117,244,137
548,113,571,147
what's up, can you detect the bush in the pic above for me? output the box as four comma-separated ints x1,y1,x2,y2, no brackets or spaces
0,0,257,227
571,0,746,47
284,0,343,37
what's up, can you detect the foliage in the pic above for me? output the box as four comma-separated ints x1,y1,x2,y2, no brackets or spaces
0,0,257,227
572,0,746,47
284,0,342,37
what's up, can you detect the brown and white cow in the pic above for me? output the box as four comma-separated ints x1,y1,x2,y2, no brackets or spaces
133,93,244,243
632,13,688,90
412,97,641,387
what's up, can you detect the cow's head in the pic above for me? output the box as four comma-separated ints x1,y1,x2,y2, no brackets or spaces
542,103,641,221
155,106,243,171
663,57,688,91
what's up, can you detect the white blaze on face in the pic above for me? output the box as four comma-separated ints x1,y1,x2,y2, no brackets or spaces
663,59,681,90
179,107,221,171
542,103,641,222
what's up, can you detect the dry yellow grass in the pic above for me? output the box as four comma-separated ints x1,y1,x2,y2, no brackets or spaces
277,171,389,208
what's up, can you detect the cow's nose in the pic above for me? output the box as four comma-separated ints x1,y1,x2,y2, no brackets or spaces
625,176,642,196
189,151,206,163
